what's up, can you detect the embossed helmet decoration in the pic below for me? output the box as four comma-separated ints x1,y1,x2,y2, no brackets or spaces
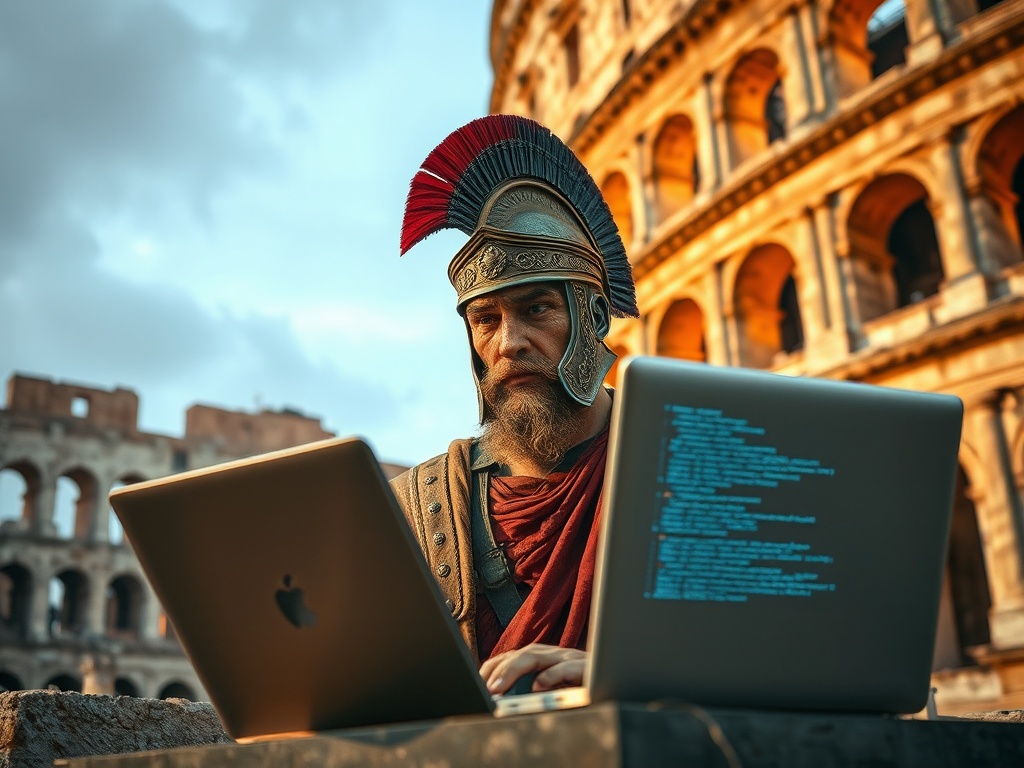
401,114,638,416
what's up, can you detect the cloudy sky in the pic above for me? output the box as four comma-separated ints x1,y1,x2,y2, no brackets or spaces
0,0,494,466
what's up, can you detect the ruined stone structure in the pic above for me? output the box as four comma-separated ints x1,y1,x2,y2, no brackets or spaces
0,374,404,701
489,0,1024,712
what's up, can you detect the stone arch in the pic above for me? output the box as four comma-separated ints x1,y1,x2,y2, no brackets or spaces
54,466,99,540
846,172,942,321
0,670,23,692
0,462,42,530
116,677,141,697
159,681,196,700
0,563,33,641
45,673,82,692
49,568,90,637
105,574,145,639
733,244,804,368
826,0,907,99
972,104,1024,270
601,171,634,249
652,115,699,223
946,466,992,654
656,298,706,362
724,48,786,168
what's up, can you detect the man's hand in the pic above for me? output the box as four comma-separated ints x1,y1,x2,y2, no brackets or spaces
479,643,587,695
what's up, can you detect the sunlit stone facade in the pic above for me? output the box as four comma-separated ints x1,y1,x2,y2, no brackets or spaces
489,0,1024,713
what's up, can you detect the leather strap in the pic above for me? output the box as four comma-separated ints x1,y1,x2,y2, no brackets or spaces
470,470,523,628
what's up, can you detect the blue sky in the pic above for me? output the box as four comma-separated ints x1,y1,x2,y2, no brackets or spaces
0,1,493,466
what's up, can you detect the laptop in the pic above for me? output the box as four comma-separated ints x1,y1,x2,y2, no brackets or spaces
110,437,495,740
583,355,962,714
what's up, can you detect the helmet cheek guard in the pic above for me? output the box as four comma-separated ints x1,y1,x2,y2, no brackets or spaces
559,283,615,407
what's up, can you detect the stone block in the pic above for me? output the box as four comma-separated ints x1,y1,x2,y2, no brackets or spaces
0,690,231,768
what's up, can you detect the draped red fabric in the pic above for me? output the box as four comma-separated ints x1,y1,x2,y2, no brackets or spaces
475,431,609,660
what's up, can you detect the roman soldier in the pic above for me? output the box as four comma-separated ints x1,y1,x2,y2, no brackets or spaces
393,114,638,693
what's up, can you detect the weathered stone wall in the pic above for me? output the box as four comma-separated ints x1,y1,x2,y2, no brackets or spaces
0,690,230,768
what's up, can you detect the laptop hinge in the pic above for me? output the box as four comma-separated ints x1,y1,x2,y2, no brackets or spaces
471,470,523,628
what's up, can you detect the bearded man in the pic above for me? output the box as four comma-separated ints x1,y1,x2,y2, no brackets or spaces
391,115,637,697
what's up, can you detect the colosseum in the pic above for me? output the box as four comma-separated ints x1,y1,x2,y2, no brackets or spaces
0,374,345,701
487,0,1023,713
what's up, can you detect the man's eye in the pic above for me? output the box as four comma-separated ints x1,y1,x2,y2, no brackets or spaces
528,303,549,315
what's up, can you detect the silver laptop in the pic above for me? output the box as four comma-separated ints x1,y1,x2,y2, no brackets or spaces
110,437,494,740
584,355,963,714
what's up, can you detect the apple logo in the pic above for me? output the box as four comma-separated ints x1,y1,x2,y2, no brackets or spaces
275,574,317,628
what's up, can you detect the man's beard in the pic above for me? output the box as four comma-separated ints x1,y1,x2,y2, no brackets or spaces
479,357,589,472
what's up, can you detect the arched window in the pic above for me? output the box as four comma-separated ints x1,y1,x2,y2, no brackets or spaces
0,671,23,692
867,0,907,78
106,575,144,639
0,463,40,529
49,569,89,637
934,466,992,670
0,564,32,640
45,674,82,693
829,0,907,99
116,677,141,697
976,106,1024,270
733,244,804,368
889,200,944,305
656,299,706,362
946,467,991,656
653,116,699,223
54,468,99,540
847,173,942,322
601,172,634,249
724,49,785,168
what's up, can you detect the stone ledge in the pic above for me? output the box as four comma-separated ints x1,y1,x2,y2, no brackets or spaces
5,690,1024,768
54,701,1024,768
0,690,232,768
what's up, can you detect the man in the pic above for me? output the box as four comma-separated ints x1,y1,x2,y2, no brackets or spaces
391,115,638,696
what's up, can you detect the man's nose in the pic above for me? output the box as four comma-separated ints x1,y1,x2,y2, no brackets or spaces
496,316,530,357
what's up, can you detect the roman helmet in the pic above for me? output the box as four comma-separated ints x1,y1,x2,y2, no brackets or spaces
400,114,638,420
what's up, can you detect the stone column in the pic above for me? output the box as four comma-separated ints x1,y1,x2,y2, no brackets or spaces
779,6,818,129
81,653,116,695
717,261,740,367
790,216,830,357
635,131,657,245
796,1,828,118
825,189,869,351
27,566,53,642
963,397,1024,650
701,267,729,366
86,570,111,639
930,135,981,280
929,135,992,323
705,72,729,185
31,476,57,538
966,178,1023,275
